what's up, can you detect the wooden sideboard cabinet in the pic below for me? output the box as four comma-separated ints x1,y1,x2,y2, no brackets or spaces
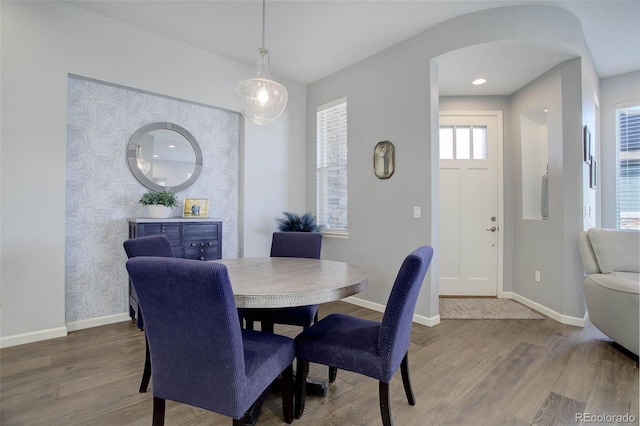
127,218,223,328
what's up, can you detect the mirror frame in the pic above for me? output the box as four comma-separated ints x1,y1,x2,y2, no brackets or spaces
127,122,203,193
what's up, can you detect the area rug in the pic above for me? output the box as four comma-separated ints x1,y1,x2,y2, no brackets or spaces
439,298,545,320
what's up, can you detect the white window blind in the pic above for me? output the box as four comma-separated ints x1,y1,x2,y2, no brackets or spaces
616,104,640,229
317,98,348,232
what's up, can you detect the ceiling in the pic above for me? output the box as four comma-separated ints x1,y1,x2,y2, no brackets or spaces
69,0,640,96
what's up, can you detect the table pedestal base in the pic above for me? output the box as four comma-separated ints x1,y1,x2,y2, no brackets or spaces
305,377,327,397
242,388,268,426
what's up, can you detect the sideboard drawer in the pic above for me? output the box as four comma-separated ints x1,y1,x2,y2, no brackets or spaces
184,222,220,238
139,223,181,240
184,245,220,261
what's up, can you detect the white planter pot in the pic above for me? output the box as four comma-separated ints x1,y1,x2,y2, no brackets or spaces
148,205,172,219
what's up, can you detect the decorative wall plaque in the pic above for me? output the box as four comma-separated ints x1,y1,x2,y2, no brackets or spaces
374,141,395,179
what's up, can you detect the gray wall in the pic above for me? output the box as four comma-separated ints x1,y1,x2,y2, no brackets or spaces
510,59,587,319
1,1,306,345
306,5,596,322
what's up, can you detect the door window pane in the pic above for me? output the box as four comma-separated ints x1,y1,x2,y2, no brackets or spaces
456,126,471,159
440,126,454,159
473,126,488,159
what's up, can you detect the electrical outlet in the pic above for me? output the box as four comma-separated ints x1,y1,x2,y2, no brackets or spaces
535,271,541,282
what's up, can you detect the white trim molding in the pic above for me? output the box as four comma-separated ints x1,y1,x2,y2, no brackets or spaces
0,327,68,349
0,312,134,348
66,313,132,332
343,296,441,327
503,292,586,327
345,293,583,328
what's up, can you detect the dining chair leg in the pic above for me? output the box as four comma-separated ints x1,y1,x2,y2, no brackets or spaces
282,363,294,424
139,336,151,393
379,381,393,426
232,418,242,426
400,352,415,405
294,359,309,419
328,366,337,383
152,397,166,426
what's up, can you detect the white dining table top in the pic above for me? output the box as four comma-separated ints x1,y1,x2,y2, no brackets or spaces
210,257,368,309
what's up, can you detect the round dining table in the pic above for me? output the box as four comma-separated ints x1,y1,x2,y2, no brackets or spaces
211,257,368,309
210,257,368,426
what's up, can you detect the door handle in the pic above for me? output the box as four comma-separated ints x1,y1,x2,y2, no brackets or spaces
486,226,497,232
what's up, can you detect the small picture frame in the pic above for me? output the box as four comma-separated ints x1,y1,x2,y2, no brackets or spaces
583,125,592,165
183,198,209,218
373,141,395,179
590,158,597,189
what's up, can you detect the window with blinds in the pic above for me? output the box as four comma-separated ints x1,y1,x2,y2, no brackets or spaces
317,98,348,233
616,104,640,229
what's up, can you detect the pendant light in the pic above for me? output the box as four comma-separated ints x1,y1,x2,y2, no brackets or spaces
235,0,288,125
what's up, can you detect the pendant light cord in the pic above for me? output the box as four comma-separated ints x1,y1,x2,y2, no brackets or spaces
261,0,266,50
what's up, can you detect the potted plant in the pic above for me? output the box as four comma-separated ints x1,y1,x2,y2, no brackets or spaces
275,212,322,232
139,190,178,219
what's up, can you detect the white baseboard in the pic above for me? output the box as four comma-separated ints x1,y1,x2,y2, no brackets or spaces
0,313,133,348
66,313,132,332
344,293,584,328
342,296,441,327
502,292,586,327
0,326,68,349
3,294,582,349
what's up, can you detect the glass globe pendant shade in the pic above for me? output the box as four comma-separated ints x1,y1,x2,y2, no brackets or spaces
235,48,288,125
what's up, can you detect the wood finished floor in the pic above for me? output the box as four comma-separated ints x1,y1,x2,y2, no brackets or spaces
1,301,638,426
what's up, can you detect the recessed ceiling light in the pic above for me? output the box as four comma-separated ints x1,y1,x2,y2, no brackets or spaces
472,78,487,86
168,144,176,148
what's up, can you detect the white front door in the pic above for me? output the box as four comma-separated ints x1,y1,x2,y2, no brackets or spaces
439,113,502,296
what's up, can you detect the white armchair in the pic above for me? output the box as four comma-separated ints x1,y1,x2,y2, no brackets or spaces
578,228,639,356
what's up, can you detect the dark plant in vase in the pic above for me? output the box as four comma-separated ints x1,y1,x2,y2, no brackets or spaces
275,212,322,232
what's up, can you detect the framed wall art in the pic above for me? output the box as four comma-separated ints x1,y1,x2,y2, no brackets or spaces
183,198,209,218
583,125,592,164
373,141,395,179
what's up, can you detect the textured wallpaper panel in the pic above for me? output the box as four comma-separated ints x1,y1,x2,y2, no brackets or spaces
66,76,241,323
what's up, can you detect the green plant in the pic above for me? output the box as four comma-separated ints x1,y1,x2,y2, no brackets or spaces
138,190,178,207
275,212,322,232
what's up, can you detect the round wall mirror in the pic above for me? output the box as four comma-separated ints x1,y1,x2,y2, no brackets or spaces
127,122,203,192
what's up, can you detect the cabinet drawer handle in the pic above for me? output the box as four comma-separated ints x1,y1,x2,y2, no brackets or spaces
208,241,213,246
191,243,196,247
199,256,205,261
200,249,204,253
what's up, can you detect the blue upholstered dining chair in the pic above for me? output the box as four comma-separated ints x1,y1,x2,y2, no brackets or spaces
123,234,175,260
126,257,296,426
241,232,323,333
123,234,174,393
294,245,434,425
